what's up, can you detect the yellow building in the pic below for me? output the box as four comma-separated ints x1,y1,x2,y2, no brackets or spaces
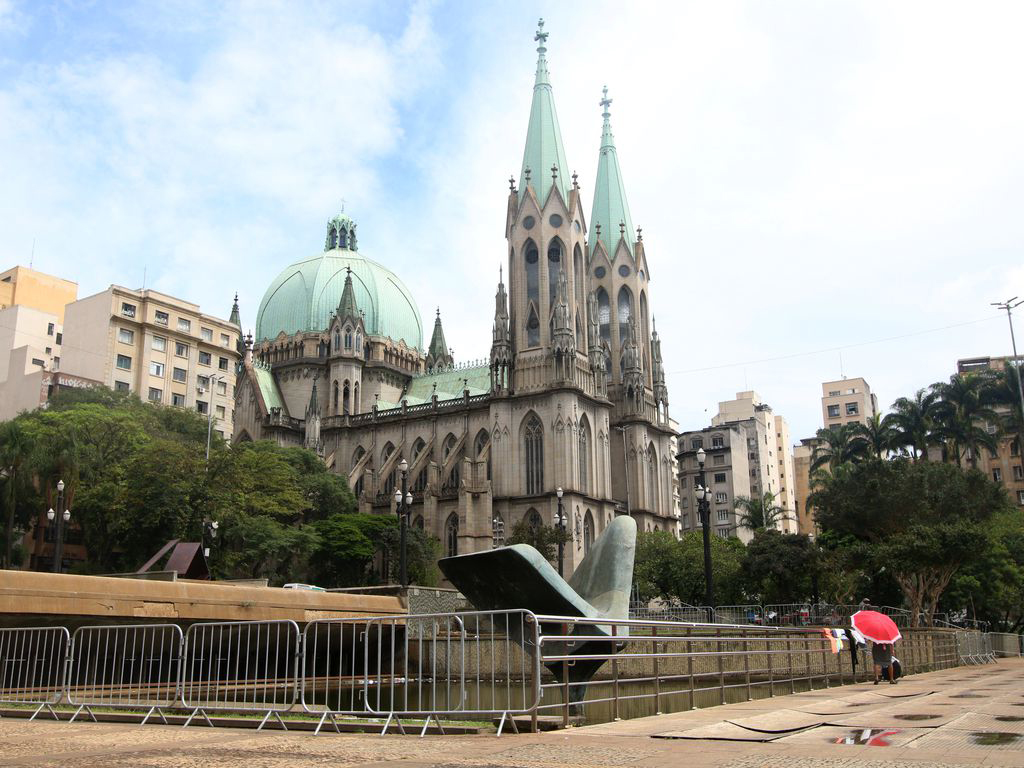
0,266,78,322
60,287,242,439
821,376,878,429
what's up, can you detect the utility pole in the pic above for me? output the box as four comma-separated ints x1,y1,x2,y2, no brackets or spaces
992,298,1024,455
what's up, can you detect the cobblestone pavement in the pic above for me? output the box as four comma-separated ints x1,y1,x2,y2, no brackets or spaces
0,659,1021,767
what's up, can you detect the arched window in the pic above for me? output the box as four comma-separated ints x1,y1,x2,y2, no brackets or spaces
575,311,584,349
474,429,491,481
381,443,396,494
547,238,563,309
527,508,542,532
333,331,341,352
364,342,370,360
584,509,595,554
523,414,544,495
332,380,339,412
597,288,611,343
524,240,540,346
352,382,359,414
329,227,338,249
647,444,659,511
617,286,633,345
445,513,459,557
344,327,353,349
352,447,365,496
342,381,350,415
442,433,460,493
573,244,584,310
355,333,362,350
411,438,428,492
339,227,348,249
578,418,590,494
413,515,424,530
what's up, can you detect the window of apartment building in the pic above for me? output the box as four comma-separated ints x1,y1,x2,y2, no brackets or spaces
201,327,213,342
750,468,757,477
148,387,162,403
118,328,134,344
691,438,703,450
116,354,131,370
45,346,51,354
827,404,840,418
993,468,1003,483
714,472,727,484
828,390,840,396
711,435,724,448
713,454,725,466
115,381,129,391
751,484,759,494
680,497,688,508
681,514,688,527
217,380,227,395
196,400,209,415
216,405,226,418
47,322,54,336
1013,442,1021,457
198,351,212,366
31,357,44,366
220,333,230,347
152,335,166,352
121,302,136,318
715,528,730,539
846,402,859,416
1014,465,1024,481
155,311,169,326
149,362,164,377
172,393,185,407
55,332,62,344
216,429,224,439
715,492,727,504
177,318,191,332
172,367,187,383
1018,490,1024,505
218,356,229,371
175,342,189,358
53,356,59,370
748,451,756,460
197,374,210,389
747,438,755,448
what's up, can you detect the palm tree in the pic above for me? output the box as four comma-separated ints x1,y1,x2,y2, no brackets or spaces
733,491,793,531
0,420,33,569
931,374,1001,468
810,423,865,473
889,389,939,462
852,413,897,459
985,363,1024,460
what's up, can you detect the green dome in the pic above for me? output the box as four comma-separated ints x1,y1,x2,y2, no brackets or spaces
256,246,424,349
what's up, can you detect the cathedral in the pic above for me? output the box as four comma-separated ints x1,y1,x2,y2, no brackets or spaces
232,20,678,575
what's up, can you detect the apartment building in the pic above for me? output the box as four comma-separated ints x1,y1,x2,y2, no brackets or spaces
677,391,797,542
792,438,816,534
0,266,77,321
821,377,878,429
956,356,1024,508
60,287,241,438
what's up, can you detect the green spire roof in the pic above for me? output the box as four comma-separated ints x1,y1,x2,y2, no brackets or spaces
428,308,448,360
337,267,359,322
229,293,241,328
519,19,569,206
590,86,634,257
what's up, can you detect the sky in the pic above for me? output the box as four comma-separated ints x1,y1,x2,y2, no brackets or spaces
2,0,1023,441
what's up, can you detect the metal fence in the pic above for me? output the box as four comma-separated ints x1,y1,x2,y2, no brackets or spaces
0,627,69,720
989,632,1024,657
0,612,1011,735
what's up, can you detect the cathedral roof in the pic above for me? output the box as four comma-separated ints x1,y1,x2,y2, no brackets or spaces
590,87,634,258
255,214,423,348
253,362,285,413
519,19,570,206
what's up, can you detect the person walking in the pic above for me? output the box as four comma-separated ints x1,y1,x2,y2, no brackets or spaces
872,641,895,684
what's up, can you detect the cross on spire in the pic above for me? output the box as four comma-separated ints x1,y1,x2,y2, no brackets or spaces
524,166,531,183
619,220,626,236
508,175,515,191
636,226,643,241
572,171,578,189
551,164,558,183
600,85,612,117
534,18,548,48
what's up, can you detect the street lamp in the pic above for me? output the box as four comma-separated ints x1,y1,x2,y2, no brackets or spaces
492,515,505,547
554,487,567,577
394,458,412,588
204,374,225,463
695,448,714,607
202,519,219,560
47,479,69,573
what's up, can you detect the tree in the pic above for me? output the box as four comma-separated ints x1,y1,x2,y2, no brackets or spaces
733,491,792,532
633,530,746,606
506,518,570,561
986,363,1024,460
852,413,896,459
741,530,817,605
811,458,1009,625
0,420,33,568
889,388,939,462
931,373,1000,468
810,423,865,473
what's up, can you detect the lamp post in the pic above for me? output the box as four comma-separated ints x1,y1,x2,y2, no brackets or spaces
393,458,412,588
47,479,69,573
694,447,714,607
202,519,219,560
554,487,566,577
205,374,224,463
492,515,505,547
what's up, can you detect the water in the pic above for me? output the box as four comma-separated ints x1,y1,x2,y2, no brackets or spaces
970,732,1021,746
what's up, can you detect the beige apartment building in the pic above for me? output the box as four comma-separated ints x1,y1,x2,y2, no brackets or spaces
677,391,797,542
60,287,242,439
0,266,78,322
821,377,878,428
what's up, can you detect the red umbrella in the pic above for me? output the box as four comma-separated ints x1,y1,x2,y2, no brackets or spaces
851,610,902,644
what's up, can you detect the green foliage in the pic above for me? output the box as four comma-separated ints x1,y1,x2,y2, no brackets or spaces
633,530,746,606
506,518,570,561
741,530,817,604
732,491,791,532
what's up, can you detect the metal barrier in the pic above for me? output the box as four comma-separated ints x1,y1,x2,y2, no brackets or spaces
301,610,540,735
181,620,301,730
713,605,763,625
0,627,70,720
67,624,184,725
955,630,995,664
989,632,1024,657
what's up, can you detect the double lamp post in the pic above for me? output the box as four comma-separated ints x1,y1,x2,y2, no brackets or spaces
47,479,71,573
393,458,413,588
693,447,715,607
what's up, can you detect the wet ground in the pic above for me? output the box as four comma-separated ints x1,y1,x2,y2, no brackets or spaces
0,658,1020,767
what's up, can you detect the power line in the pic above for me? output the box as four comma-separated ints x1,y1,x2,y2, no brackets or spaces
665,314,1001,376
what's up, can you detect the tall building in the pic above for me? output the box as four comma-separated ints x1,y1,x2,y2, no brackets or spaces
61,287,242,439
0,266,77,321
792,438,816,534
233,21,678,575
677,391,797,542
955,356,1024,508
821,376,878,429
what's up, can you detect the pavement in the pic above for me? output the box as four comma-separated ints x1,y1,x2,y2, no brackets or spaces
0,658,1021,767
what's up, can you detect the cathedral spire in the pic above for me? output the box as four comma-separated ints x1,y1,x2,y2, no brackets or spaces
337,267,360,323
519,19,570,206
229,293,241,328
490,267,512,394
427,308,453,371
590,86,635,257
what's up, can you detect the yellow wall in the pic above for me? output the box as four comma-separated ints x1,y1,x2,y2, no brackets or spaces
0,266,78,322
